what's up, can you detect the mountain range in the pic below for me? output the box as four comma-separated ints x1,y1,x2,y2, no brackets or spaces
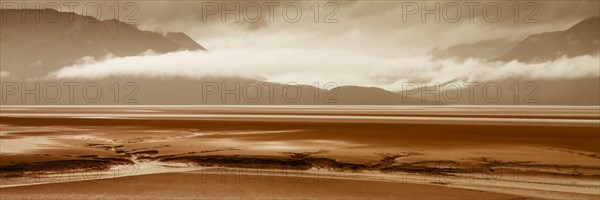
0,9,598,105
498,16,599,62
433,16,599,62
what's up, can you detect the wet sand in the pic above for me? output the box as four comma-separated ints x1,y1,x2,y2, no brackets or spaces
0,172,538,200
1,106,599,199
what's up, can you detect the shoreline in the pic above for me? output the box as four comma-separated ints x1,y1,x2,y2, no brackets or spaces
1,156,599,199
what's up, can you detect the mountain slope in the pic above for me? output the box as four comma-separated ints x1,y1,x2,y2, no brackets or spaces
497,16,600,62
165,32,207,51
0,77,428,105
0,9,205,78
431,38,518,61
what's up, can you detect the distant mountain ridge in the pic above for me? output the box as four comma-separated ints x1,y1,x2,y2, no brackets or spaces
0,9,205,78
430,38,518,61
0,10,598,105
497,16,600,62
165,32,207,51
433,16,600,62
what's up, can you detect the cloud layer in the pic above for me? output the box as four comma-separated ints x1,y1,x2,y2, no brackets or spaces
51,50,600,91
0,71,10,78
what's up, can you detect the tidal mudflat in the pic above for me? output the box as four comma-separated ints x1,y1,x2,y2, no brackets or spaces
1,106,599,199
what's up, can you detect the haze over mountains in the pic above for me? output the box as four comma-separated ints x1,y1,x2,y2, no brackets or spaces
432,16,600,62
164,32,207,51
0,9,598,105
426,16,599,105
498,16,600,62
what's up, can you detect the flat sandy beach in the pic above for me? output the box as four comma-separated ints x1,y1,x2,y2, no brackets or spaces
0,172,538,200
1,106,599,199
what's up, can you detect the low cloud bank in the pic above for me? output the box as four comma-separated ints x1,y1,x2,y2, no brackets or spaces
51,50,600,91
0,71,11,78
